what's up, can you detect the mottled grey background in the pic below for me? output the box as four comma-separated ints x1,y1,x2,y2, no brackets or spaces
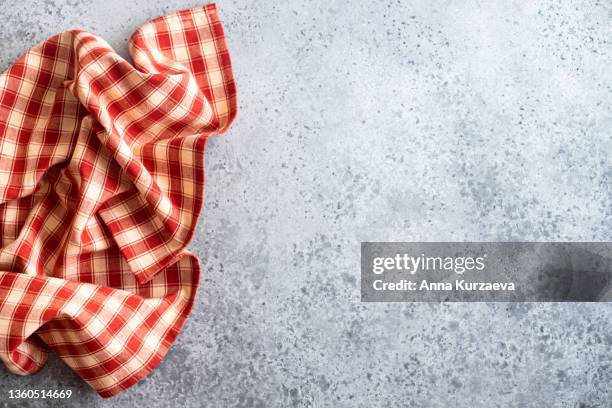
1,0,611,407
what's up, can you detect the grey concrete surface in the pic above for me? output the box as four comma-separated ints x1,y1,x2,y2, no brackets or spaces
1,0,612,406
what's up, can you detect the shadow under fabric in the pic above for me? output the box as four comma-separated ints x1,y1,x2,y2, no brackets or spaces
0,4,236,397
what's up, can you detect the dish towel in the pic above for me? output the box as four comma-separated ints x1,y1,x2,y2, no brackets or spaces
0,3,236,397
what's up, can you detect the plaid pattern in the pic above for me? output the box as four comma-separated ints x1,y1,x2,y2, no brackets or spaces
0,3,236,398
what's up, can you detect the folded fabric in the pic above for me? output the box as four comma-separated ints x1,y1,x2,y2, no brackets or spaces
0,3,236,397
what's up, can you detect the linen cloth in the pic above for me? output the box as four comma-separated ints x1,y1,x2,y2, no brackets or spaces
0,3,236,397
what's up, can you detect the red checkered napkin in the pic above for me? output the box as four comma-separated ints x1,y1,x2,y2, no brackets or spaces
0,3,236,397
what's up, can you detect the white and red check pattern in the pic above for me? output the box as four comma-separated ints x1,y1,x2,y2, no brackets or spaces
0,3,236,397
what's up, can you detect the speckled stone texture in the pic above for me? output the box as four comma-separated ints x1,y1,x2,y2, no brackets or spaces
1,0,611,407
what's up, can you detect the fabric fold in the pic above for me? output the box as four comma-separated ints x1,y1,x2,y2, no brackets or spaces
0,3,236,397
